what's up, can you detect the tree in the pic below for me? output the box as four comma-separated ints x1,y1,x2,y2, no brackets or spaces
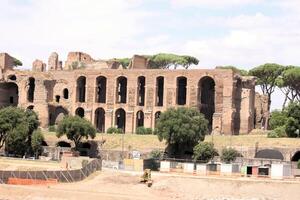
13,57,22,67
57,116,96,150
282,67,300,103
193,142,218,162
31,129,44,158
220,148,240,163
5,123,28,156
269,110,288,130
285,102,300,138
155,107,208,158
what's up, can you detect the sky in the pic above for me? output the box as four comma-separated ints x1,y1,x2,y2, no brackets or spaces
1,0,300,110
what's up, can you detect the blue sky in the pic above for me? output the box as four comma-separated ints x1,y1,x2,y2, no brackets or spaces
1,0,300,110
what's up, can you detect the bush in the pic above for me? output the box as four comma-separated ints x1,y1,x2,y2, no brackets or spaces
193,142,218,162
269,110,287,130
136,127,153,135
48,125,56,132
149,149,162,159
106,127,122,134
145,128,153,135
220,148,240,164
285,102,300,138
31,129,44,158
267,126,287,138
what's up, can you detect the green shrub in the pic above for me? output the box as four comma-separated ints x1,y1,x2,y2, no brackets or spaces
267,126,287,138
269,110,288,130
48,125,56,132
220,148,240,164
285,102,300,138
149,149,162,159
136,127,147,135
106,127,122,134
145,128,153,135
193,142,218,162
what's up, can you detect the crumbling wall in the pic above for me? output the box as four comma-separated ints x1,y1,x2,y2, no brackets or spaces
32,59,46,72
128,55,148,69
64,52,94,70
254,92,269,129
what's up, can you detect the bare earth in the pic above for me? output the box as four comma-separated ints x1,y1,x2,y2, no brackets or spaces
0,170,299,200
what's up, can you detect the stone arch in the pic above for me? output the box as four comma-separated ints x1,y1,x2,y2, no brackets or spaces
27,77,35,103
136,110,144,128
49,106,68,125
198,76,215,129
75,107,85,118
156,76,164,106
63,88,69,99
254,149,284,160
137,76,145,106
8,74,16,81
76,76,86,102
116,76,127,103
56,141,71,148
0,82,19,107
41,140,48,146
291,151,300,162
95,76,107,103
95,107,105,133
115,108,126,133
176,76,187,105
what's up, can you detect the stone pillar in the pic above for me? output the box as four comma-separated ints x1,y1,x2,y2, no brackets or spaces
33,79,49,127
126,111,134,134
105,109,114,131
221,77,234,135
48,52,59,71
144,111,152,128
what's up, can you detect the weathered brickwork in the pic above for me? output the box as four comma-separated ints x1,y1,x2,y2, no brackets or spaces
0,52,261,135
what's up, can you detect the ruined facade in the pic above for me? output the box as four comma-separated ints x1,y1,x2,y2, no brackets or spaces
0,52,265,135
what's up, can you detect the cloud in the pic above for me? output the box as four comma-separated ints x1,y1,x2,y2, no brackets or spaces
171,0,263,8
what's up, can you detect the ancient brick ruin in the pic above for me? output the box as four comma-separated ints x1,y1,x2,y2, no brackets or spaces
0,52,268,135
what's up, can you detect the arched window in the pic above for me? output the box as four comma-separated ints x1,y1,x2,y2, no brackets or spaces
156,76,164,106
95,107,105,133
154,111,161,127
115,108,126,133
137,76,145,106
176,76,187,105
27,77,35,103
75,107,85,118
63,88,69,99
0,82,19,106
136,110,144,128
116,76,127,103
96,76,107,103
76,76,86,102
254,149,284,160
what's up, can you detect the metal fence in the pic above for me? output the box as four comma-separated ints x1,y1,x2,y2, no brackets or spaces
0,159,102,184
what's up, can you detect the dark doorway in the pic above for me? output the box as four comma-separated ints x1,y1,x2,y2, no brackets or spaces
137,76,145,106
198,76,215,130
27,105,34,110
63,88,69,99
115,108,126,133
56,141,71,148
50,106,68,125
75,107,85,118
96,76,107,103
234,79,242,134
156,76,164,106
154,111,161,127
0,82,19,107
55,95,60,103
27,77,35,103
177,77,187,105
116,76,127,103
291,151,300,162
76,76,86,102
95,107,105,132
136,110,144,128
8,75,16,81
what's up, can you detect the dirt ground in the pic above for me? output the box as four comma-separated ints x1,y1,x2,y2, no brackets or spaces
0,170,299,200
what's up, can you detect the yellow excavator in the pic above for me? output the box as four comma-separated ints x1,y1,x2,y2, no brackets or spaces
140,169,153,187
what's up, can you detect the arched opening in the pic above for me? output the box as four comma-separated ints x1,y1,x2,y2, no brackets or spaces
8,75,16,81
115,108,126,133
96,76,107,103
154,111,161,127
76,76,86,102
136,110,144,128
234,79,242,134
55,95,60,103
198,76,215,129
176,76,187,105
137,76,145,106
27,77,35,103
156,76,164,106
63,88,69,99
291,151,300,162
95,108,105,133
116,76,127,103
0,82,19,107
56,141,71,148
254,149,284,160
27,105,34,110
75,107,85,118
41,140,48,146
49,106,68,125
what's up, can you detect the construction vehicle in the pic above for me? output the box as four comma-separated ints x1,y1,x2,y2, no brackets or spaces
140,169,153,187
